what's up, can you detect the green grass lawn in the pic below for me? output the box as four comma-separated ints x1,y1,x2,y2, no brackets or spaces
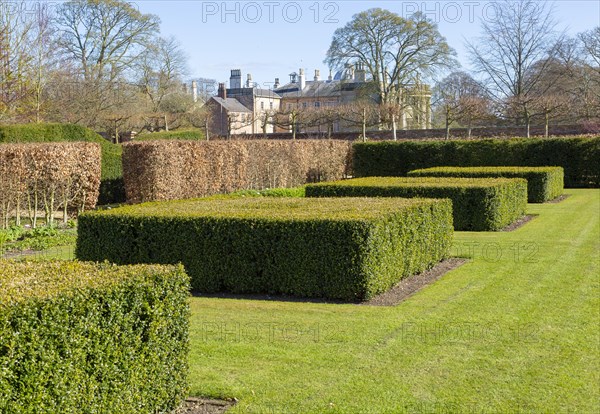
188,189,600,413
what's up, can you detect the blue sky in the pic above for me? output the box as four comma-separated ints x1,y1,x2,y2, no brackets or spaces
136,0,600,89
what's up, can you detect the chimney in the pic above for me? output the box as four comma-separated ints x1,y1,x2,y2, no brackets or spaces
328,70,333,82
218,82,227,99
298,68,305,91
246,73,253,88
192,80,198,102
182,82,188,94
314,69,320,81
355,62,366,82
230,69,241,89
274,78,280,88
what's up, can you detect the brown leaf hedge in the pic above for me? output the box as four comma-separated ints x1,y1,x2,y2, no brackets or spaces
122,140,352,203
0,143,101,227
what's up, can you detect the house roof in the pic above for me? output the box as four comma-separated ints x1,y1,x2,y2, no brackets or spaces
254,88,281,99
275,80,362,98
225,87,281,99
211,97,252,113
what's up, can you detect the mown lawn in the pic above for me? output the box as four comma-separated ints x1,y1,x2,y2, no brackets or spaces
187,189,600,413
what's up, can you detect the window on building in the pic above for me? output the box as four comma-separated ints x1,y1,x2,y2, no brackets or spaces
302,102,307,109
260,102,264,110
314,101,320,108
270,102,273,110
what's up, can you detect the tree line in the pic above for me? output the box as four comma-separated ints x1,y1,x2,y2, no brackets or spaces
1,0,598,139
324,2,599,138
0,0,205,138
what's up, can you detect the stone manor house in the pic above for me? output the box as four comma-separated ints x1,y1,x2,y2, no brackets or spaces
205,66,432,137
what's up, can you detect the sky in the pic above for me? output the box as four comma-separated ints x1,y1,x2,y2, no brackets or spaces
135,0,600,91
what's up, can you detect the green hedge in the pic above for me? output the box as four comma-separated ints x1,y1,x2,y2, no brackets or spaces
306,177,527,231
408,166,563,203
0,260,190,413
0,123,124,203
231,186,306,198
135,129,205,141
352,137,600,188
76,197,453,301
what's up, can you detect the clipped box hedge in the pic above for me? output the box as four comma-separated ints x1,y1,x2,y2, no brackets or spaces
407,166,564,203
0,261,190,414
352,137,600,188
306,177,527,231
76,197,453,301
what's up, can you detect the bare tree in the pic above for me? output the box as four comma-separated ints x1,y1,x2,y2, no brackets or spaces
579,27,600,68
311,105,341,138
577,27,600,121
0,1,34,121
336,101,379,141
274,105,302,139
325,8,456,107
55,0,159,125
28,2,58,123
137,36,188,114
467,0,564,137
433,71,490,139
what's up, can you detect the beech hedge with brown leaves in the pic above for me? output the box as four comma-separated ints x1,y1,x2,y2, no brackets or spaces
122,140,352,203
0,143,101,227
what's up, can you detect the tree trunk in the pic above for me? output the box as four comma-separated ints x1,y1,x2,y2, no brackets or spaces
545,112,549,138
362,107,367,142
15,194,21,226
205,117,210,141
392,113,397,141
62,183,71,225
292,120,297,140
445,117,450,140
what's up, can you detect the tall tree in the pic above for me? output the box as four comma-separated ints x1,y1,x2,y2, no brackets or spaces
28,2,58,123
433,71,490,139
577,27,600,121
0,1,34,121
466,0,563,137
137,36,188,114
579,27,600,68
56,0,159,83
325,8,456,106
54,0,159,126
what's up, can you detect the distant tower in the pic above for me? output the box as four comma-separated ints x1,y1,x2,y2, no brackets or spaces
246,73,253,88
230,69,242,89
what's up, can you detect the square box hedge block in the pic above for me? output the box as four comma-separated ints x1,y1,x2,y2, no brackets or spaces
76,197,453,301
0,261,190,414
407,166,563,202
305,177,527,231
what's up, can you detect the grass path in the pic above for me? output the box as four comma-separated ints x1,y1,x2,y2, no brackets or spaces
188,189,599,413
